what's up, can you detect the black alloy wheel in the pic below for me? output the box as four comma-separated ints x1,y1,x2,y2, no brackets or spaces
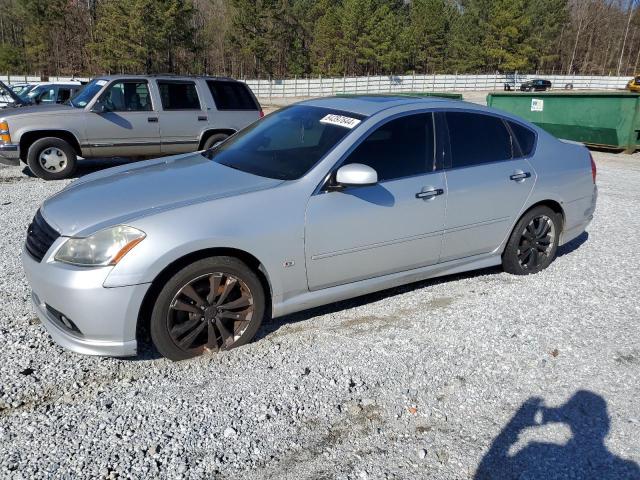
502,206,561,275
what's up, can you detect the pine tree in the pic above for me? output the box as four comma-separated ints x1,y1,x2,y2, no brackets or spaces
17,0,68,75
92,0,196,74
310,0,343,75
407,0,459,73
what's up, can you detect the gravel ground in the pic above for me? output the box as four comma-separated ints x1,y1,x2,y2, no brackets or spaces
0,150,639,480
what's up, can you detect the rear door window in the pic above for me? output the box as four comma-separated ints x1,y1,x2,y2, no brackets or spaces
207,80,258,111
157,81,201,110
508,122,536,157
445,112,513,168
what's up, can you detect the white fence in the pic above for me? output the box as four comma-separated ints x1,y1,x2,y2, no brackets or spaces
0,75,90,84
244,74,633,98
1,73,633,98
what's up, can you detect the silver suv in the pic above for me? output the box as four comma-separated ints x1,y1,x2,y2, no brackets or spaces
0,75,262,179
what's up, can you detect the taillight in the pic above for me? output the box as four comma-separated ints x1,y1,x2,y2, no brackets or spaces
590,153,597,183
259,109,265,118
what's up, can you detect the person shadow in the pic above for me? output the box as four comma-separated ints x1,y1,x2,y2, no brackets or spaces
475,391,640,480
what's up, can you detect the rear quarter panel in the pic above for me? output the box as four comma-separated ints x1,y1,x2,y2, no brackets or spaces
526,130,596,244
207,110,260,135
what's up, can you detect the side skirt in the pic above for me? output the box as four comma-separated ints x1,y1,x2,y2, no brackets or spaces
272,252,502,318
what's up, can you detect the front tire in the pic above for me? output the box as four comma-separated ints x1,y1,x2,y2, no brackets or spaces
150,257,266,361
502,206,561,275
26,137,77,180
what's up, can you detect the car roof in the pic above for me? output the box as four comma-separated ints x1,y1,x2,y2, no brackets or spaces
94,74,239,82
298,95,462,116
34,82,82,86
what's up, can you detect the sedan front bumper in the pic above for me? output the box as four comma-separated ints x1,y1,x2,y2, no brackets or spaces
0,143,19,166
22,245,151,357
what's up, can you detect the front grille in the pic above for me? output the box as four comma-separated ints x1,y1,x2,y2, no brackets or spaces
25,210,60,262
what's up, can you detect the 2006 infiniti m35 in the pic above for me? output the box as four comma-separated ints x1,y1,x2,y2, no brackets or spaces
22,96,597,360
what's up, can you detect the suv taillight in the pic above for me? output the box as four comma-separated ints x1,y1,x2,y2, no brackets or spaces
259,109,265,118
590,153,597,184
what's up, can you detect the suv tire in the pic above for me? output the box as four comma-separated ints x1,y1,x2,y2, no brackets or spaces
27,137,77,180
150,256,266,361
202,133,230,151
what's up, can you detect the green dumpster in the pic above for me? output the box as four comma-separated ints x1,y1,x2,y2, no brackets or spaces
337,92,463,100
487,91,640,153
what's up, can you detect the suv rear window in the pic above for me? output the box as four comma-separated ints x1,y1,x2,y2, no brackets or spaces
207,80,258,111
157,81,200,110
508,122,536,156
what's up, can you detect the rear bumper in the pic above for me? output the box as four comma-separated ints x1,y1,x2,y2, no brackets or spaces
0,143,19,166
22,245,150,357
560,185,598,245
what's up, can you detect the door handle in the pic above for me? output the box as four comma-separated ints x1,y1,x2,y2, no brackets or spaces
147,117,158,123
416,188,444,199
198,115,208,121
510,172,531,181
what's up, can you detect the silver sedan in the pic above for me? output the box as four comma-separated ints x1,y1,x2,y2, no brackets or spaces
22,96,598,360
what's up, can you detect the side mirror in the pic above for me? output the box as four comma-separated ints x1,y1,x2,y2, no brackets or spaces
91,101,107,113
335,163,378,187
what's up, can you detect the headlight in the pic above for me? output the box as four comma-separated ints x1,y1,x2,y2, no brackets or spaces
55,225,145,266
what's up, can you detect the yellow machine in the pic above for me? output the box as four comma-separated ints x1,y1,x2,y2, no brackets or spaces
627,75,640,92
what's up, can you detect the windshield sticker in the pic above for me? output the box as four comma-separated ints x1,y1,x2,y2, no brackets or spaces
320,114,361,129
96,80,108,86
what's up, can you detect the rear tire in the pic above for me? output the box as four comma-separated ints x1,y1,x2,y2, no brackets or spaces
150,256,265,361
202,133,230,151
26,137,77,180
502,206,561,275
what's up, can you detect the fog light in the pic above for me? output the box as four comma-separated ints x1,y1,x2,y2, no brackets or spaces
60,315,73,330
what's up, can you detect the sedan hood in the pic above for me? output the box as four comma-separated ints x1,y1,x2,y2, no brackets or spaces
42,153,284,236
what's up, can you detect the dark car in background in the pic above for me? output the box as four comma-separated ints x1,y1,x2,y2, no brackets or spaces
520,79,552,92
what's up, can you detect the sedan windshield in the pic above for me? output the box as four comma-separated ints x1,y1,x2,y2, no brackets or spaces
203,105,365,180
68,79,105,108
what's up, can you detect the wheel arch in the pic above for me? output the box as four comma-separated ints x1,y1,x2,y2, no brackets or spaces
522,199,565,230
19,130,82,161
501,199,566,256
197,129,236,150
136,247,273,343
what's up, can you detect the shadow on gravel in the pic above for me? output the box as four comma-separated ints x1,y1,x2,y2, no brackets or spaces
259,232,592,340
256,265,504,340
556,231,589,258
475,391,640,480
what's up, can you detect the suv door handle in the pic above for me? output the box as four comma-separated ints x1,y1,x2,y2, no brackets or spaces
416,188,444,199
198,115,208,121
147,117,158,123
510,172,531,181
